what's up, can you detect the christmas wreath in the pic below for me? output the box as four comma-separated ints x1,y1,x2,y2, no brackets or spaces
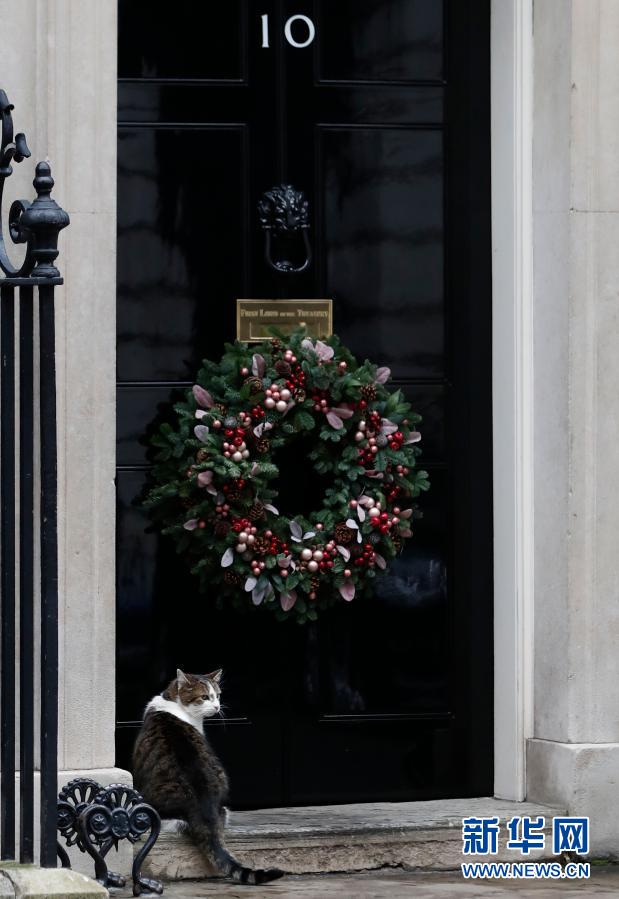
146,329,429,623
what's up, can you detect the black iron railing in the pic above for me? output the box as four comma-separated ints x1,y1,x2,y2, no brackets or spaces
0,88,68,867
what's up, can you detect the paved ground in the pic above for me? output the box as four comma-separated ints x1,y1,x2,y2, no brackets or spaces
114,866,619,898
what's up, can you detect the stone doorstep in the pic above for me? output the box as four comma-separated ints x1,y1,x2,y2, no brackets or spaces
0,865,108,899
137,797,564,880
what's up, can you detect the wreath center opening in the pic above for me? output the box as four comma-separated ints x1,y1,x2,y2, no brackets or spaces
271,434,329,520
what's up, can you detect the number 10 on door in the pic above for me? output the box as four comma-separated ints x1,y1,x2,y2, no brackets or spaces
261,13,316,48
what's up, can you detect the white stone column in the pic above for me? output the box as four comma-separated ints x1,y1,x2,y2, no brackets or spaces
0,0,127,871
528,0,619,855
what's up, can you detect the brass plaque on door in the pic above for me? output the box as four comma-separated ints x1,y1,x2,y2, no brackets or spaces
236,299,333,342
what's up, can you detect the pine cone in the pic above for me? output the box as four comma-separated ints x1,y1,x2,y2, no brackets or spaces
226,486,241,501
196,448,209,462
361,384,377,402
275,360,291,377
245,376,263,395
214,403,226,415
255,438,271,454
223,570,241,586
392,534,403,553
294,388,306,403
253,536,270,555
335,522,354,544
248,501,265,522
310,575,320,593
214,519,230,537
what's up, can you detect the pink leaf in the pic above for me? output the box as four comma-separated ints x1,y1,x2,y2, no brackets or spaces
252,585,266,606
375,366,391,384
358,495,374,508
374,552,387,570
315,340,335,362
357,505,366,523
253,421,273,438
336,545,351,561
197,470,213,487
405,431,422,444
345,519,359,529
289,520,303,540
252,354,266,378
193,384,214,408
365,470,384,479
380,418,398,435
399,527,413,538
339,580,355,602
183,519,198,531
326,411,344,429
280,590,297,611
264,503,279,515
399,508,413,519
221,548,234,567
331,406,354,420
278,554,292,569
245,576,257,592
194,425,209,443
195,409,207,420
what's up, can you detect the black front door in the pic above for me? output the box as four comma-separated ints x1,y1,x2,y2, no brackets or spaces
116,0,493,807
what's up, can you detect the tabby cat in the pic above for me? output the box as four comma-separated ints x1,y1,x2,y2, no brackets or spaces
132,668,284,885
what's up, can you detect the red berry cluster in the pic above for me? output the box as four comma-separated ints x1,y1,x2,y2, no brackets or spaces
353,543,376,568
224,426,247,447
224,428,245,446
357,409,384,467
316,546,335,571
222,478,246,494
386,484,402,503
388,430,404,451
370,511,398,535
311,389,331,414
357,446,375,467
251,405,265,420
263,529,289,556
231,516,252,533
285,365,306,396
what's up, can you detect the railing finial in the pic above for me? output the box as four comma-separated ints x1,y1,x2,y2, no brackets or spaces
0,90,69,281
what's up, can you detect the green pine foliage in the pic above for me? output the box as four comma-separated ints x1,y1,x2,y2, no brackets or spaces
144,328,429,623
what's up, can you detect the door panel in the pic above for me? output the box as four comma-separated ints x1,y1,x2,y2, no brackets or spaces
318,0,444,83
116,0,492,807
321,127,444,377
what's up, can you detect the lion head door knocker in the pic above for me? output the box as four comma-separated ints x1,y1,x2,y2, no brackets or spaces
258,183,312,274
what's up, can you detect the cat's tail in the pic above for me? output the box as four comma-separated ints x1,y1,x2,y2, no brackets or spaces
187,818,285,885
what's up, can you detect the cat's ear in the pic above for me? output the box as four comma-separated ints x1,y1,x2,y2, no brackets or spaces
206,668,223,685
176,668,190,686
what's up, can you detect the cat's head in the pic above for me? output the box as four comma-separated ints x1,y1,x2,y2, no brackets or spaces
163,668,223,719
